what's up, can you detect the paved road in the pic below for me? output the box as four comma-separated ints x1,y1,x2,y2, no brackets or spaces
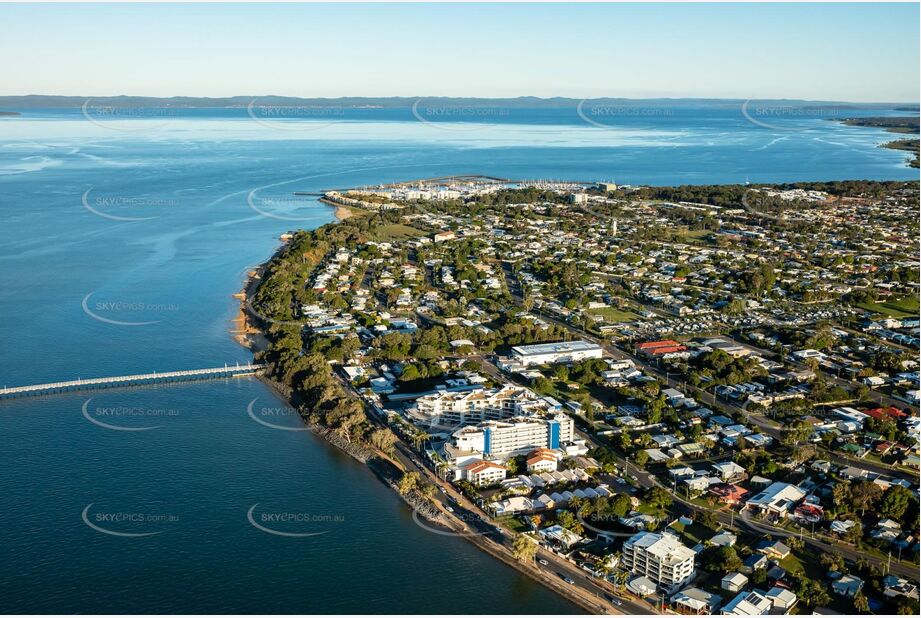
496,286,920,581
723,332,918,415
389,427,648,615
518,294,919,484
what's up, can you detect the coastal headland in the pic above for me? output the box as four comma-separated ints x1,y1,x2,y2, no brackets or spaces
239,174,920,616
233,218,614,614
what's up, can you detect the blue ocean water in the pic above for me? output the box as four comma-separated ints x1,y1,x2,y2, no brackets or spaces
0,104,915,613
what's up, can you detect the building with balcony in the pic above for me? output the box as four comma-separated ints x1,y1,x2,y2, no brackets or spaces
622,531,696,592
407,384,547,429
450,414,575,459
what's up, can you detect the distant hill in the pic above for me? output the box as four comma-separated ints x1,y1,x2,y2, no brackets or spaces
0,95,916,110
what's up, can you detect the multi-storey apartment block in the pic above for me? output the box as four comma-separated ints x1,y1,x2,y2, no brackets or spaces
622,532,696,592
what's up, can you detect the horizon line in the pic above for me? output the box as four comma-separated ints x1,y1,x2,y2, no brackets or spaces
2,94,919,106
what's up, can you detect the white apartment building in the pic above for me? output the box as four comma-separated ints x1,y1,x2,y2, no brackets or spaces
622,532,696,592
450,414,574,458
408,384,547,428
463,459,507,486
510,340,604,366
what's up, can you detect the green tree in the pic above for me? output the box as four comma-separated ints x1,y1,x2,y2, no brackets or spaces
511,534,538,562
397,472,420,496
634,450,649,468
879,485,915,524
643,486,673,512
849,481,883,516
700,546,742,573
853,592,869,614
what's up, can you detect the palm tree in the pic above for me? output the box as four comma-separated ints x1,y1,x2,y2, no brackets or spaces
411,430,430,450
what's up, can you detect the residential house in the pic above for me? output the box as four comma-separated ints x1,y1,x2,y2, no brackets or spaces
765,587,798,613
671,587,723,615
745,482,806,519
713,461,747,481
832,574,864,598
721,591,772,615
709,483,750,505
722,572,749,593
526,448,560,473
756,539,791,560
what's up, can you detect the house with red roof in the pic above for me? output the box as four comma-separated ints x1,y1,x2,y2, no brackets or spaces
526,448,560,473
793,503,824,524
866,406,907,421
708,483,750,505
637,339,688,358
464,459,507,486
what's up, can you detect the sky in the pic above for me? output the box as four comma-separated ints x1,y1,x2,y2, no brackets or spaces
0,3,918,102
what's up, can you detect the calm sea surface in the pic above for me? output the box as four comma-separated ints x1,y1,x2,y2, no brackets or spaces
0,104,915,613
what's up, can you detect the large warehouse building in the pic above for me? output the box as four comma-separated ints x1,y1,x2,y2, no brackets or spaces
510,340,604,366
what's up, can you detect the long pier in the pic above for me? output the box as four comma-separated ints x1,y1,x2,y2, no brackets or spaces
0,363,265,400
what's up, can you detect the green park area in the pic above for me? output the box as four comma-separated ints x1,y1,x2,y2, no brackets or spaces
586,306,641,322
854,294,919,318
369,223,427,241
